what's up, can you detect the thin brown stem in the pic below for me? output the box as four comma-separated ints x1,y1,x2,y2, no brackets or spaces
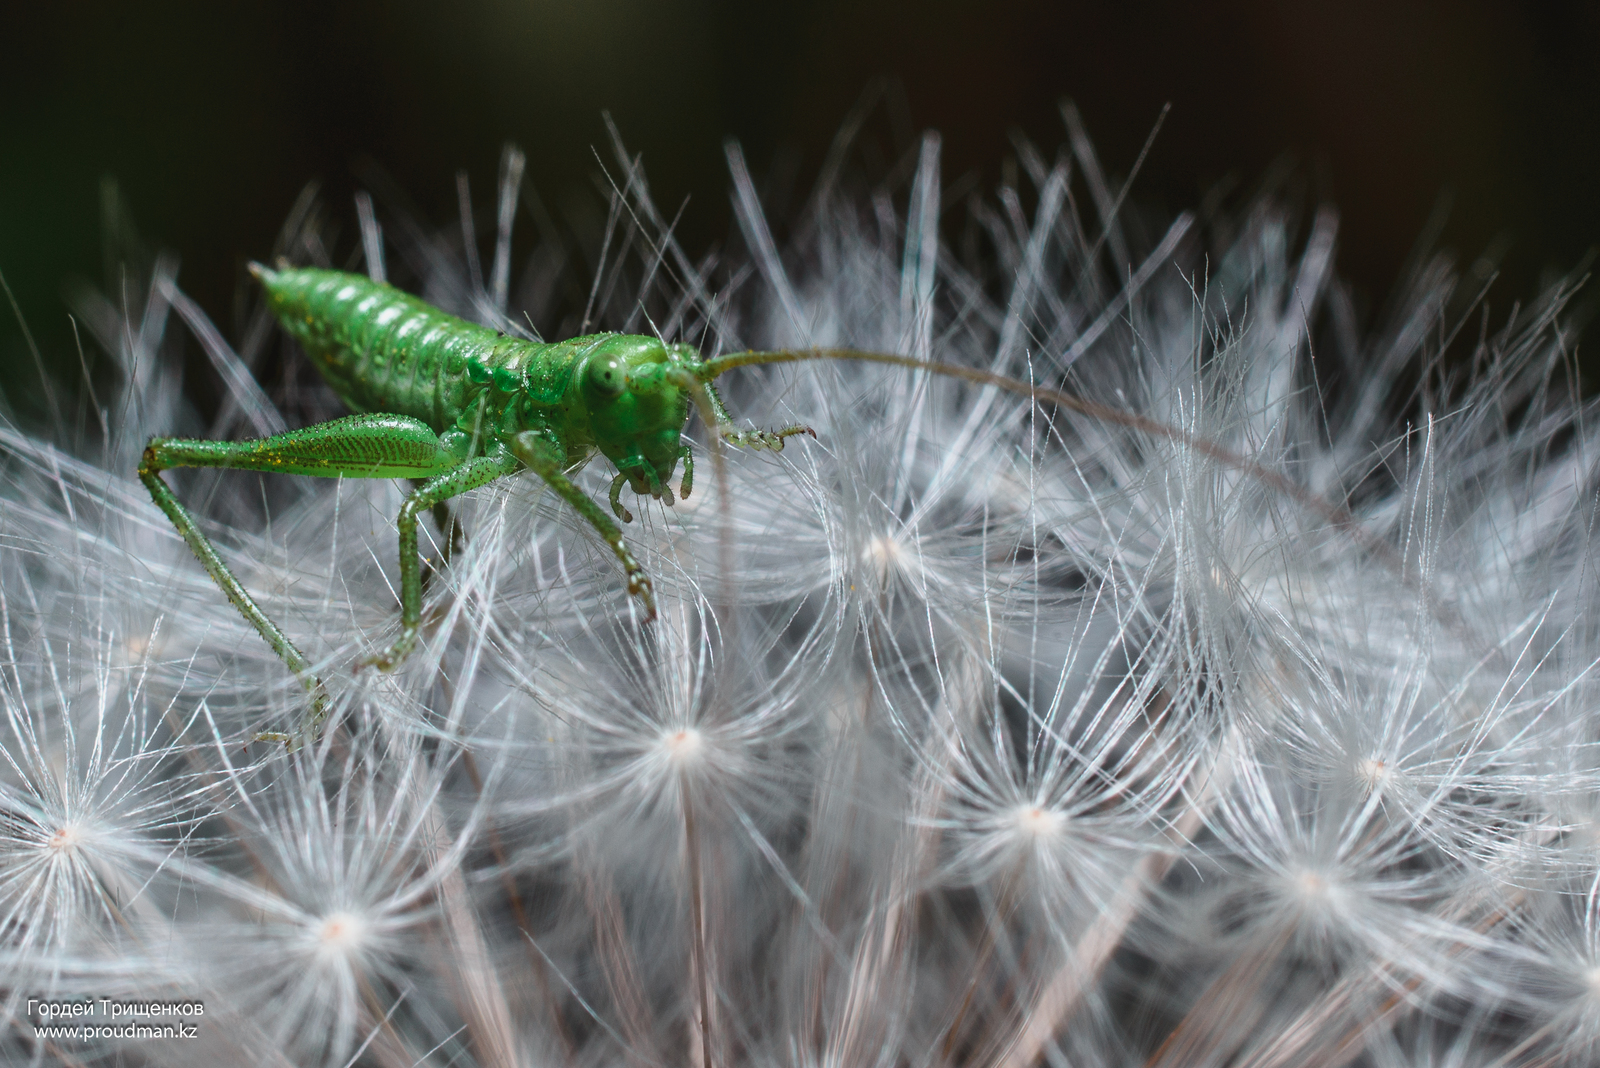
682,775,715,1068
458,748,575,1060
941,865,1025,1062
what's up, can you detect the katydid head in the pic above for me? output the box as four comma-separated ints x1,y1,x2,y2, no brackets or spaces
579,334,700,500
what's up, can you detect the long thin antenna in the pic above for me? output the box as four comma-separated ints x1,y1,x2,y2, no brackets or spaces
695,346,1453,630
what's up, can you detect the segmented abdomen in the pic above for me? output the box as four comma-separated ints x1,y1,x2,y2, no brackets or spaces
256,266,529,434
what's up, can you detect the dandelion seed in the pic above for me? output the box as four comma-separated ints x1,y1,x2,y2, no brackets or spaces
864,533,905,580
1012,804,1066,842
314,910,368,955
1288,867,1340,912
663,726,706,767
1356,757,1391,792
45,822,86,854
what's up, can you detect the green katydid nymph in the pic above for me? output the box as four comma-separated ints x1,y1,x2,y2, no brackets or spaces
141,263,1340,747
140,265,813,744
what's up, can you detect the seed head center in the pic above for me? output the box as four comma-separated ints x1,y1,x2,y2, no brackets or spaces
663,727,705,767
1013,804,1066,840
865,535,904,578
46,824,84,853
318,910,367,951
1292,868,1332,903
1356,757,1390,790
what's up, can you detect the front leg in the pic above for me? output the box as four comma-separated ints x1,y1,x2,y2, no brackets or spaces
368,447,524,670
510,432,657,623
668,423,806,505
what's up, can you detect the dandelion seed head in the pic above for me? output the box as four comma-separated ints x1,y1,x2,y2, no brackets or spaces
4,114,1594,1064
1356,756,1391,792
661,726,706,769
1287,865,1343,914
1585,964,1600,1000
44,821,88,855
312,909,370,959
864,533,906,580
1012,803,1067,843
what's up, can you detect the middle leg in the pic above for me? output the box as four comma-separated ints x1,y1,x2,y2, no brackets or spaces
411,479,468,593
369,447,523,670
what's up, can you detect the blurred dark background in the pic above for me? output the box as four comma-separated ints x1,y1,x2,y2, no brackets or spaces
2,0,1597,413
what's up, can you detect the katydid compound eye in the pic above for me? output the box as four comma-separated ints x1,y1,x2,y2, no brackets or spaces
587,357,626,397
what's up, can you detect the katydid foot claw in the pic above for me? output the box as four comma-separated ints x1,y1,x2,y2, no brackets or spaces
724,424,817,452
364,628,419,673
245,678,330,753
624,563,657,624
245,730,295,754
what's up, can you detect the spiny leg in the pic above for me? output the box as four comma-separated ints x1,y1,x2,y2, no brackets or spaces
369,448,523,670
410,479,468,593
140,454,330,739
512,433,657,623
673,369,816,454
140,413,461,743
669,372,807,495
